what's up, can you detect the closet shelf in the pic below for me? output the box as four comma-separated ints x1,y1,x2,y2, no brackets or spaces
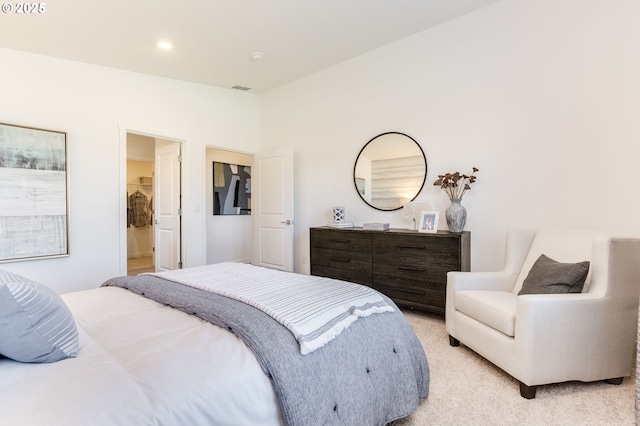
139,176,153,186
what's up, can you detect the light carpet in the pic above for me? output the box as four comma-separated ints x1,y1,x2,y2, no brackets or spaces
392,310,635,426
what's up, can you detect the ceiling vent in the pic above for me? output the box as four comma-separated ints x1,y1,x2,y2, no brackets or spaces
231,85,251,91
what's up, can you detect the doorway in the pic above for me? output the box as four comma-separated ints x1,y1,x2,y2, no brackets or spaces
126,132,182,275
126,133,154,275
252,148,294,272
206,147,253,265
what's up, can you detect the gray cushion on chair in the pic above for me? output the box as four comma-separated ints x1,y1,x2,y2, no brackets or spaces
518,254,590,295
0,270,78,363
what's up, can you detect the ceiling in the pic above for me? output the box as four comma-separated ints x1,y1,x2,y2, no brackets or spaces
0,0,501,93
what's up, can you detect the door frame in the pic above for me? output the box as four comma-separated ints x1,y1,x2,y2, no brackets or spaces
118,123,189,276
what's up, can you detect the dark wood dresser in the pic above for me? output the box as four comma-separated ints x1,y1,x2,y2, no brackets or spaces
310,226,470,314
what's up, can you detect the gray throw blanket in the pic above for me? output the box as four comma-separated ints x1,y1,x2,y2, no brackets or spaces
102,274,429,426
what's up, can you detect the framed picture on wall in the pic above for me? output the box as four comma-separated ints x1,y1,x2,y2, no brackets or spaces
213,161,251,215
418,211,439,233
0,122,69,262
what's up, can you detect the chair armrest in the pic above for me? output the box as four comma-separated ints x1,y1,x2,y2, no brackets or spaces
445,271,519,332
516,293,611,347
446,229,536,338
447,270,517,292
514,293,636,383
516,293,606,335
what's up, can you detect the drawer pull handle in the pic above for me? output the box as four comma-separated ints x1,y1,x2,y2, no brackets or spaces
396,288,426,295
398,266,426,272
397,245,426,250
329,239,351,244
330,258,351,263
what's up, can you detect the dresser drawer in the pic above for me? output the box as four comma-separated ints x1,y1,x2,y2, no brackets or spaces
373,261,454,284
370,279,446,314
373,233,459,260
311,265,372,286
373,234,460,279
310,247,371,273
310,228,371,252
373,272,446,305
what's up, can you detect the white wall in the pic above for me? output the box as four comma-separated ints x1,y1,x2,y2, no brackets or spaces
0,48,260,293
260,0,640,273
205,148,253,264
1,0,638,290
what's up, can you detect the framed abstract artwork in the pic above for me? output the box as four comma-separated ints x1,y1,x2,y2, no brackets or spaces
0,122,69,262
213,161,251,215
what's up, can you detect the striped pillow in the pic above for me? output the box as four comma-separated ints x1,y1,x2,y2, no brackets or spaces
0,270,78,363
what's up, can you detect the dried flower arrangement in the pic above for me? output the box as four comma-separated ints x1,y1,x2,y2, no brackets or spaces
433,167,479,199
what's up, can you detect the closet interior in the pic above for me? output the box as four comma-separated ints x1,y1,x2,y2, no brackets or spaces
127,160,155,275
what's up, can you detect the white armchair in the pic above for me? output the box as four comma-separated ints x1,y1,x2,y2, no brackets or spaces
446,229,640,398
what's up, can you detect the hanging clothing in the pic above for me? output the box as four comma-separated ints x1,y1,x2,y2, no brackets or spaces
148,196,154,225
127,192,133,228
129,191,149,227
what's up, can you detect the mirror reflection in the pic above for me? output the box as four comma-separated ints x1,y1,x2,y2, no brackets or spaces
353,132,427,211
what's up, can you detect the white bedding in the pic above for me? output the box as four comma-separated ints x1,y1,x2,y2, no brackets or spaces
0,286,283,426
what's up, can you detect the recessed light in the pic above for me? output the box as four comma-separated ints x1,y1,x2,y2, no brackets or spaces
157,41,173,50
251,52,264,61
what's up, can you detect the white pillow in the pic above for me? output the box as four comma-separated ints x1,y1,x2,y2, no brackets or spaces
0,270,78,363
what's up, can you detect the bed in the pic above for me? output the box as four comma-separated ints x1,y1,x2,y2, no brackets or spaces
0,262,429,425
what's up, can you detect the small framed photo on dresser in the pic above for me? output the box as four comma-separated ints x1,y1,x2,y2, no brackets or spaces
418,211,439,233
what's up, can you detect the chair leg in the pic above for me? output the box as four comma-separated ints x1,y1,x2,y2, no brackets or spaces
519,382,537,399
518,378,621,399
449,335,460,347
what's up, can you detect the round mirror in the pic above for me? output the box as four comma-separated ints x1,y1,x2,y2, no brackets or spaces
353,132,427,211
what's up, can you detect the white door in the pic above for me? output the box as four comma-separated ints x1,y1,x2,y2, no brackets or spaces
154,142,182,271
252,148,294,271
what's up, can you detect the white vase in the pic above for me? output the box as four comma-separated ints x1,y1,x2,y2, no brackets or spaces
445,198,466,232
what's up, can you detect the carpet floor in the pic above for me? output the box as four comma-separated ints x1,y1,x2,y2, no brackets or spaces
392,310,635,426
